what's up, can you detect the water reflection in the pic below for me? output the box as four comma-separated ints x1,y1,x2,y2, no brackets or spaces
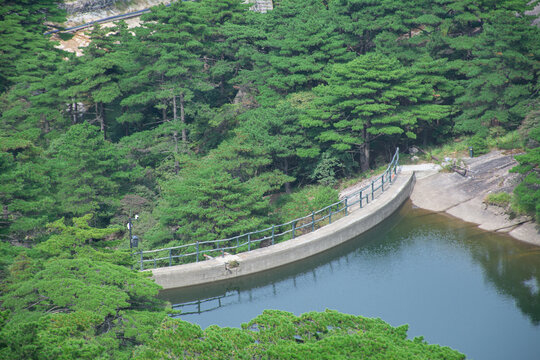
160,201,540,360
464,232,540,325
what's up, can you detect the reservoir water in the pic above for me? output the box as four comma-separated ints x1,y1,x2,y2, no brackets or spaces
159,201,540,360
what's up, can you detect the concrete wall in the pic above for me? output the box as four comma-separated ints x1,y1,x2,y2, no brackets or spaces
151,172,415,290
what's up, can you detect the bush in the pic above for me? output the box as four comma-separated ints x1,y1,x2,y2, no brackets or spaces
469,134,489,156
484,192,512,207
276,185,339,223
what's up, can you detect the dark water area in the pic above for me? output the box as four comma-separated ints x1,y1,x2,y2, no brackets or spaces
159,201,540,360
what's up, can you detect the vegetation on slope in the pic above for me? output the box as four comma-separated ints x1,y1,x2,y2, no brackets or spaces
1,0,540,357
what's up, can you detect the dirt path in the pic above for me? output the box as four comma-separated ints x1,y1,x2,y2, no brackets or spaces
407,151,540,246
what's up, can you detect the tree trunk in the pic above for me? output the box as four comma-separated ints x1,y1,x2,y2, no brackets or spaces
172,94,180,174
283,158,291,194
173,129,179,175
162,101,167,123
360,125,370,172
180,93,187,146
96,102,106,139
41,114,50,134
72,100,78,124
172,94,177,122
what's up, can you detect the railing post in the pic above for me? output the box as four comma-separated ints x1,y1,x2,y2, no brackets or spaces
141,147,401,269
329,207,332,224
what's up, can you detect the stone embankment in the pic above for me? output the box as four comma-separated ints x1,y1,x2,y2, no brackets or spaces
152,171,415,290
408,151,540,246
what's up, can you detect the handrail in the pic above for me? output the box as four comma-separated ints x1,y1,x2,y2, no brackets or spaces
137,148,400,270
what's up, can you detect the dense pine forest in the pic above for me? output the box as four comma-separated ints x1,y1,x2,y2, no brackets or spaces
0,0,538,358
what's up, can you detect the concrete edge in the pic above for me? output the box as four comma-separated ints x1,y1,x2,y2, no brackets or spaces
151,172,416,290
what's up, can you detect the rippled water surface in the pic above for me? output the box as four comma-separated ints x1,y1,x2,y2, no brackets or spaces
159,201,540,360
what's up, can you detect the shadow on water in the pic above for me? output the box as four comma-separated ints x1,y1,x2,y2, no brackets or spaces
159,200,411,308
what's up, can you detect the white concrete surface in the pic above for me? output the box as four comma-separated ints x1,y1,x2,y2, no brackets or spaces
151,172,415,290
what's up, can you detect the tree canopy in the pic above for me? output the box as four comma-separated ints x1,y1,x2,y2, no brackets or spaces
0,0,539,356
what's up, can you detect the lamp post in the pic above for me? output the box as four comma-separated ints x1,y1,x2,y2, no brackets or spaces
128,214,133,249
127,211,139,249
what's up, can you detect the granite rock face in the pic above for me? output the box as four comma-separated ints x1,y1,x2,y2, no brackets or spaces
60,0,119,14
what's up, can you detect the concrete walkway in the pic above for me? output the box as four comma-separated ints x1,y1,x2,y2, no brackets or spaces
151,172,415,290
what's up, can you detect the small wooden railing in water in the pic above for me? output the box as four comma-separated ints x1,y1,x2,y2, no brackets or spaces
137,148,400,270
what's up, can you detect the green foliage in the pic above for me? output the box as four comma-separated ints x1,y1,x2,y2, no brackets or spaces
469,134,489,156
511,119,540,221
276,185,339,223
155,155,273,245
453,9,540,134
134,310,465,359
0,0,66,92
484,192,512,207
311,151,344,187
305,52,443,171
46,123,141,224
0,215,167,360
1,1,539,357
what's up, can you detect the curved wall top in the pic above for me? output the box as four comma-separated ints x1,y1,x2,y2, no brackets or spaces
151,171,416,290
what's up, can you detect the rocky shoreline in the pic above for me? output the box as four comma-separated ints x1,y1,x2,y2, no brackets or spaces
406,151,540,246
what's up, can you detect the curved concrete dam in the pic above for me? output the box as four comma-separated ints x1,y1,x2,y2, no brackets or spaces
151,171,416,290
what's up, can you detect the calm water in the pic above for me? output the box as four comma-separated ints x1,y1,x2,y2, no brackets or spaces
159,201,540,360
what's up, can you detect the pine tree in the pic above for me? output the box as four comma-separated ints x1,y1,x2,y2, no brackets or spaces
0,215,166,359
0,0,65,92
157,156,272,244
61,25,127,140
453,10,540,134
246,0,353,101
45,123,141,225
304,53,434,171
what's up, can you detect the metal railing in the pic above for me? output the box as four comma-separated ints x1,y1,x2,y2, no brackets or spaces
137,148,399,270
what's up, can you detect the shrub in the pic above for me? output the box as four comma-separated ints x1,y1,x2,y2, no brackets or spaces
484,192,512,207
277,185,339,223
469,134,489,156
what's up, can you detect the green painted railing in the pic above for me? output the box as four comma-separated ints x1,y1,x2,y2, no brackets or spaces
138,148,399,270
